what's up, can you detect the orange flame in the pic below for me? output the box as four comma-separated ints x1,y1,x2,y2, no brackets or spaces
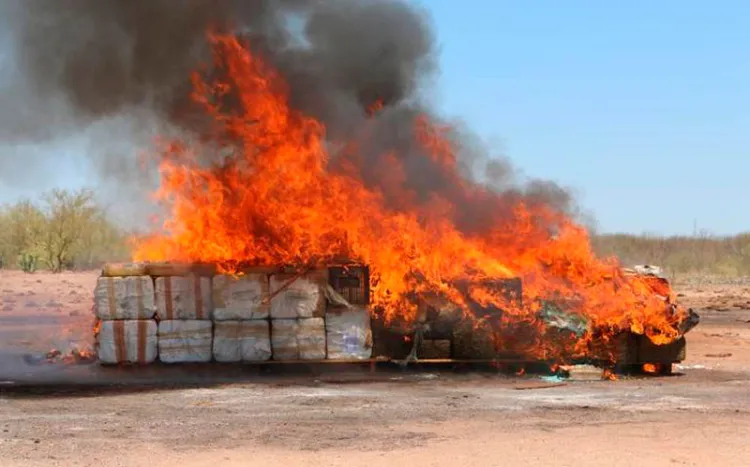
366,99,384,117
133,34,688,362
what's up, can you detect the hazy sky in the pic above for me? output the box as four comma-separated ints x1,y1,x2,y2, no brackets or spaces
1,0,748,235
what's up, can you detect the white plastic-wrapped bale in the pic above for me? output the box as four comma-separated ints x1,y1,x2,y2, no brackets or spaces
269,270,328,319
94,276,156,320
213,321,271,362
155,275,213,320
271,318,326,360
158,320,213,363
325,306,373,360
213,274,270,320
97,320,157,364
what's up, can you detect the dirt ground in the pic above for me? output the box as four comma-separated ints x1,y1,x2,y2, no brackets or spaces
1,270,750,467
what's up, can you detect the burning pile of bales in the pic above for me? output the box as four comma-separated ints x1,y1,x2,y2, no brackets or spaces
89,262,698,375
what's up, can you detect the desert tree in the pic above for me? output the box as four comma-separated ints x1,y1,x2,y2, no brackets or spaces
38,188,99,272
0,199,46,267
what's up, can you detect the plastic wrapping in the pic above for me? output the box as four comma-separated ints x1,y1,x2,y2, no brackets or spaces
155,275,213,320
213,274,270,320
94,276,156,320
269,270,327,319
271,318,326,360
97,320,157,364
213,320,271,362
325,307,372,360
158,320,213,363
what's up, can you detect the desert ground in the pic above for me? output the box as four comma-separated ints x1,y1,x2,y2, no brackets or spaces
1,270,749,467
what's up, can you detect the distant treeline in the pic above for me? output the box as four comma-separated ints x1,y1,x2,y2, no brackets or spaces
2,188,748,276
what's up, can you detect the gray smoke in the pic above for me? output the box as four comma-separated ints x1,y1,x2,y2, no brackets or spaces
0,0,579,233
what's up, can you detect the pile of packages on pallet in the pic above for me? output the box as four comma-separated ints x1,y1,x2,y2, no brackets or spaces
93,263,373,364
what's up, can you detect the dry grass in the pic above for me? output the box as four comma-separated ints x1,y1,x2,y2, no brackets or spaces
593,233,750,279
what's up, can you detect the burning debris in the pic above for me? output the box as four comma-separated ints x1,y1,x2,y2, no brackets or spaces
25,347,96,366
85,261,697,375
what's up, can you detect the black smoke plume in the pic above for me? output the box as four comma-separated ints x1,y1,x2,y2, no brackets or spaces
0,0,579,232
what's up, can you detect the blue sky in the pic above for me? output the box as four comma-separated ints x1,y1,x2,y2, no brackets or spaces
425,0,749,235
2,1,748,235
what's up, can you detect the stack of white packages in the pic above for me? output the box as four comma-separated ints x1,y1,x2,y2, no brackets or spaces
155,274,214,363
270,270,328,360
212,273,272,362
94,266,158,364
94,263,379,365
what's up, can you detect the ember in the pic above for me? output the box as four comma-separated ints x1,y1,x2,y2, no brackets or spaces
34,347,96,366
129,34,693,365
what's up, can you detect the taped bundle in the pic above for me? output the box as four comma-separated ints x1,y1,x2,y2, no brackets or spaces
158,320,213,363
155,275,213,320
97,320,157,364
94,276,156,320
213,274,270,320
271,318,326,360
213,320,271,362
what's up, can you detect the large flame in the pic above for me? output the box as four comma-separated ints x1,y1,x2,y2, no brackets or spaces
134,34,686,361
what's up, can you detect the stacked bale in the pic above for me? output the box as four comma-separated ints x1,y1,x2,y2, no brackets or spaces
95,263,158,364
269,270,328,360
93,262,375,365
151,264,214,363
212,273,272,362
325,265,373,360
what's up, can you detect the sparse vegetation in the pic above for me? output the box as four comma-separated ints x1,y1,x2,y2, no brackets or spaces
18,252,39,273
0,188,130,272
0,187,747,276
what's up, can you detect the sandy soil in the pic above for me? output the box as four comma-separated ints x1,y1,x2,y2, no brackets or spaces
1,270,749,467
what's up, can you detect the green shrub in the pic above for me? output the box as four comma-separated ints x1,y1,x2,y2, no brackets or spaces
18,252,38,273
